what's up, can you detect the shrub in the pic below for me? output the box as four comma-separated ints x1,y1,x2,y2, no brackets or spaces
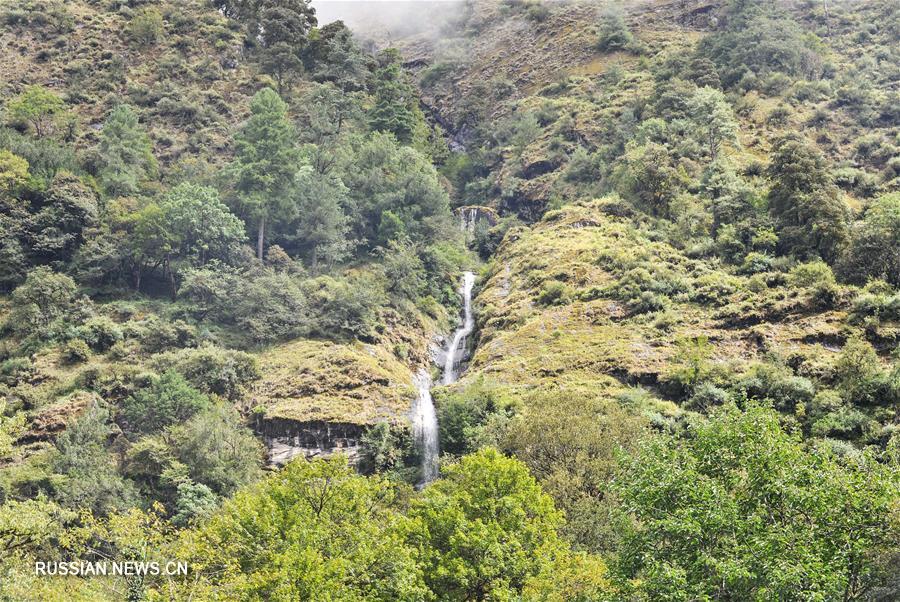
150,345,260,401
535,281,570,306
74,316,123,352
596,9,633,52
61,339,91,365
122,370,210,435
128,8,163,46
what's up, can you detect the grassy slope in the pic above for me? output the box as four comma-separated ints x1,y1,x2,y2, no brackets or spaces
458,198,894,429
0,0,258,167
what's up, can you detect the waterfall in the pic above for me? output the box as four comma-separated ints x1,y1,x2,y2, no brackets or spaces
443,271,476,385
413,271,477,487
412,370,439,485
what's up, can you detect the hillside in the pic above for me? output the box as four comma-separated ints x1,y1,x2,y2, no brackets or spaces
1,0,899,600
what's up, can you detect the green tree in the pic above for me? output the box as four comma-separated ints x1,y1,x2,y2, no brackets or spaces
232,88,300,260
614,403,900,601
256,0,317,93
304,20,369,92
768,136,850,261
167,405,263,496
687,86,739,160
97,104,157,197
4,266,84,342
840,192,900,286
338,132,451,249
409,448,565,601
27,172,100,265
164,456,427,601
368,49,426,145
122,370,210,435
0,150,29,191
5,85,67,138
290,167,353,271
52,403,139,515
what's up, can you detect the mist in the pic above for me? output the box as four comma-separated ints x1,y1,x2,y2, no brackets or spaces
312,0,465,40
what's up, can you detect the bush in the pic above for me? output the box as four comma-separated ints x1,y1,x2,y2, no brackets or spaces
596,9,634,52
74,316,123,352
61,339,90,365
122,370,210,435
535,281,570,306
128,8,163,46
150,345,260,401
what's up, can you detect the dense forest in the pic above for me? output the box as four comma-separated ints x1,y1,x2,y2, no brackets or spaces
0,0,898,600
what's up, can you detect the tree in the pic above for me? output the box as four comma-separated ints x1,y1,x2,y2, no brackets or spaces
614,403,900,601
52,403,139,515
122,183,244,295
409,448,566,601
504,391,646,553
122,370,210,435
97,104,157,197
368,49,426,145
304,20,369,92
338,132,452,249
167,405,263,497
686,86,739,160
4,266,84,341
257,0,317,93
596,7,634,52
0,150,29,191
290,167,353,271
163,456,427,601
613,141,680,217
840,192,900,286
768,136,850,261
232,88,300,260
5,85,66,138
27,172,100,265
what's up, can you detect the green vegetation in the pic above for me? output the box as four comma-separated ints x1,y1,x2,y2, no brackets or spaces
1,0,899,599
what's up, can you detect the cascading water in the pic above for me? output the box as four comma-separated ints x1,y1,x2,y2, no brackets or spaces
443,271,476,385
413,271,477,487
412,370,439,485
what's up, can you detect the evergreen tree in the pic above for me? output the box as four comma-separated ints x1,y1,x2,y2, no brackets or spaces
768,136,849,261
97,104,157,197
257,0,317,93
368,49,425,144
231,88,300,260
291,167,353,271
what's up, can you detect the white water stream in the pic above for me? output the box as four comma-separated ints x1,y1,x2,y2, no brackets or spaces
413,271,476,486
443,271,476,385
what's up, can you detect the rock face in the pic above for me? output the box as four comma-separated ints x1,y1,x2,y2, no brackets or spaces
456,205,499,237
257,417,365,468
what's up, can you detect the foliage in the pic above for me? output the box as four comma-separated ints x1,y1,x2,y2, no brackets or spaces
614,404,900,601
840,192,900,286
97,104,157,197
768,136,850,262
166,404,263,496
5,85,67,138
410,448,565,600
122,370,210,435
231,88,300,260
165,455,426,601
128,8,164,47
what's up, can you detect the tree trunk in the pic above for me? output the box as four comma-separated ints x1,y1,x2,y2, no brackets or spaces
257,215,266,261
